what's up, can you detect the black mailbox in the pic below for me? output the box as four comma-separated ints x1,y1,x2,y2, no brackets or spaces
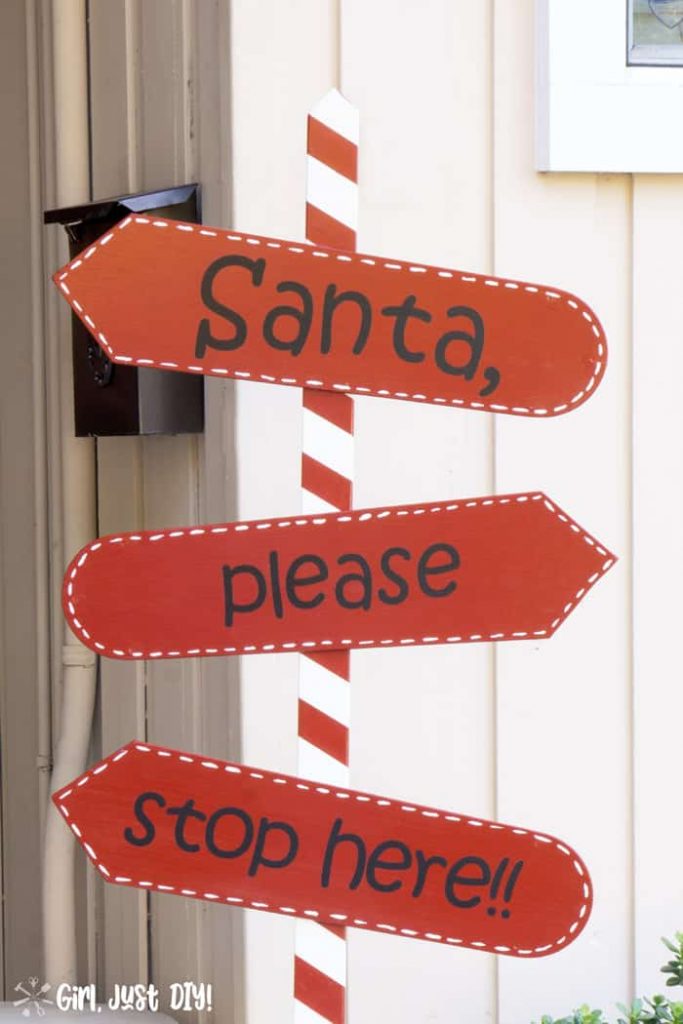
44,184,204,437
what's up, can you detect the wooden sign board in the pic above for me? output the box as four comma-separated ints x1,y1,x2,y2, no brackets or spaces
52,216,606,418
54,741,592,958
63,492,615,660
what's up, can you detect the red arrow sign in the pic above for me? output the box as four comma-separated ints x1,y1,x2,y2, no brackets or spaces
63,492,615,660
52,216,606,417
54,741,592,958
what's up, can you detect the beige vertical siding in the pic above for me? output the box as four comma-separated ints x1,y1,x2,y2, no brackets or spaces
0,0,49,994
86,2,241,1020
632,175,683,992
341,2,497,1021
493,4,633,1020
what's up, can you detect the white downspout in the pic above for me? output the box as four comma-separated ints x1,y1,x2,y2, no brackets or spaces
42,0,98,989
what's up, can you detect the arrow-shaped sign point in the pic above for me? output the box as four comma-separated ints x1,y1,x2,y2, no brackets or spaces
63,492,615,660
52,216,606,417
54,741,592,959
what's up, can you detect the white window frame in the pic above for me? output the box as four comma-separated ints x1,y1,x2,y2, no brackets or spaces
537,0,683,172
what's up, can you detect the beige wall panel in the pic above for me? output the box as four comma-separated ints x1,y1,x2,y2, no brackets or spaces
142,436,203,1024
191,3,244,1019
632,175,683,994
494,2,632,1021
230,0,338,241
88,0,134,197
89,1,242,1018
89,0,150,993
136,0,194,190
0,0,52,994
95,438,148,991
344,0,493,272
136,0,202,975
229,2,340,1020
341,2,496,1021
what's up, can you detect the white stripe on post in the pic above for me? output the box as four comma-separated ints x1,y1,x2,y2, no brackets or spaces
300,492,342,516
294,1002,342,1024
296,919,347,988
310,87,360,144
302,409,354,481
297,740,349,790
294,88,359,1024
306,157,359,231
299,657,351,726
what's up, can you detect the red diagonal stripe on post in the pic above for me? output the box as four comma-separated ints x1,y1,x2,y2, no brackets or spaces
308,116,358,182
305,202,356,251
305,650,350,682
298,700,349,766
303,390,354,434
301,453,352,510
294,957,345,1023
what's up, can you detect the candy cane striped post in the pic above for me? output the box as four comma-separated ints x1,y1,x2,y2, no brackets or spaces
294,88,358,1024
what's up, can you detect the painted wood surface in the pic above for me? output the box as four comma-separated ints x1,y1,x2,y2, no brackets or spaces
52,217,607,418
62,493,614,659
76,1,682,1023
293,88,357,1024
56,740,593,959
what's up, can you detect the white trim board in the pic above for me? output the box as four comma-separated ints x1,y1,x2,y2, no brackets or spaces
537,0,683,172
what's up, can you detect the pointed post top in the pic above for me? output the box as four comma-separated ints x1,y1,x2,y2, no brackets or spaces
309,88,359,145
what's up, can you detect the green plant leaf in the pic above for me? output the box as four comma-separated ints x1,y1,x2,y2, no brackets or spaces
532,935,683,1024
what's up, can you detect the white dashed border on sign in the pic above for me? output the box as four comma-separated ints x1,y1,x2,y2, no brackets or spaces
63,493,616,659
55,741,592,959
55,216,606,417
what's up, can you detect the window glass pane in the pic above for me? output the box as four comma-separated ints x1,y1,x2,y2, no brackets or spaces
632,0,683,49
